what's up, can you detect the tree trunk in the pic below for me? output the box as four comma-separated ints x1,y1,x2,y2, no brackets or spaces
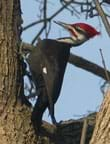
2,0,110,144
0,0,37,143
90,90,110,144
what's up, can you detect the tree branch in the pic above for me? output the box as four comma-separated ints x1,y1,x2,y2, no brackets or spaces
69,54,110,81
38,113,96,144
94,0,110,37
31,25,45,44
103,0,110,5
22,1,73,32
43,0,48,38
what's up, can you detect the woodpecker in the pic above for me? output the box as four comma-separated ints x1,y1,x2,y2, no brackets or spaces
27,21,100,132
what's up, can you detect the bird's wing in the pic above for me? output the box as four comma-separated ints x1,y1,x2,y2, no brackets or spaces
36,39,70,121
41,55,61,115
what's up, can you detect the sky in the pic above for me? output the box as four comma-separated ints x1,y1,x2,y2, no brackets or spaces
21,0,110,123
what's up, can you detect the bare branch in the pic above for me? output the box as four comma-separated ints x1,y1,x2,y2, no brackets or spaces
22,1,73,32
99,49,110,81
22,19,47,31
23,1,74,44
103,0,110,5
80,119,88,144
43,0,48,38
31,25,45,45
69,53,110,81
94,0,110,37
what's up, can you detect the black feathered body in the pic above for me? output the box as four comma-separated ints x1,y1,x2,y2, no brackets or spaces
27,39,72,131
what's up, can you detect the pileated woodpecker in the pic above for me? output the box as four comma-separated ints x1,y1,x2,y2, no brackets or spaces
27,21,100,132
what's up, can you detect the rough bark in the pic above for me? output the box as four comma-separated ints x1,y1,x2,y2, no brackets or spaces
0,0,37,143
90,90,110,144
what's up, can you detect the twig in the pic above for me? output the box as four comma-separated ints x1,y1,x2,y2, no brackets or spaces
43,0,48,38
31,25,45,45
99,49,110,81
85,0,89,19
49,0,73,20
22,19,46,31
46,21,51,37
103,0,110,5
80,119,88,144
94,0,110,37
24,1,73,44
72,1,91,5
31,1,74,44
23,0,73,32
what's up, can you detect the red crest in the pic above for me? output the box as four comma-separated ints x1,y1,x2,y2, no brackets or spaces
72,23,100,38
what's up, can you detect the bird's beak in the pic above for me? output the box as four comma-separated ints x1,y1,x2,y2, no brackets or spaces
54,21,78,38
54,21,70,30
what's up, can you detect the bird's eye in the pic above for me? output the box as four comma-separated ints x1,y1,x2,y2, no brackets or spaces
75,26,82,31
75,26,85,33
75,26,79,29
